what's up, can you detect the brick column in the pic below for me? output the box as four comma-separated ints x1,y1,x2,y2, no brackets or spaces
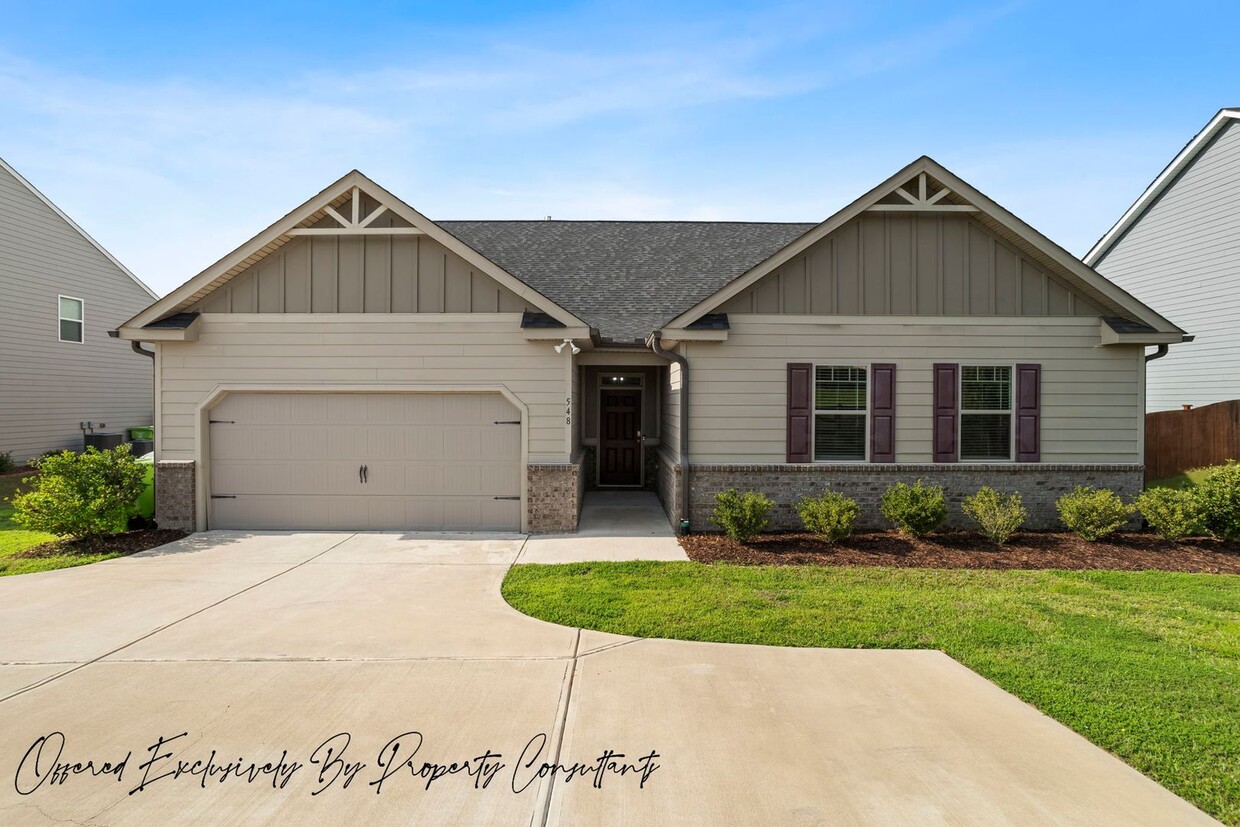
155,460,196,531
526,463,581,533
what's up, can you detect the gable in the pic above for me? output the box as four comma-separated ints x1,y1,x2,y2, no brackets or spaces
191,232,535,314
718,212,1102,317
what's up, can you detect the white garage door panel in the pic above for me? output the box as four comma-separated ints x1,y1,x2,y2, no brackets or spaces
208,392,522,531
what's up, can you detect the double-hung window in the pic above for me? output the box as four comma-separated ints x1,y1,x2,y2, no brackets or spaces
960,365,1012,461
813,366,867,461
58,296,84,343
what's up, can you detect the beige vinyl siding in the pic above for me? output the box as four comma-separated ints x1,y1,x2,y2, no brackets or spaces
720,213,1102,318
661,357,682,462
191,233,535,315
156,314,569,464
1093,119,1240,411
689,316,1141,464
0,164,154,461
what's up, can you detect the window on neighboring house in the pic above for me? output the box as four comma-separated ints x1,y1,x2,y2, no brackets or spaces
58,296,84,343
814,365,867,461
960,365,1012,461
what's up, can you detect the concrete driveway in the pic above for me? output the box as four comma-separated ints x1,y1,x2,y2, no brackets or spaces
0,532,1218,826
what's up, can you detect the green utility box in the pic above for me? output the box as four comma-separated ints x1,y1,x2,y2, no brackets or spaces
134,453,155,520
129,425,154,441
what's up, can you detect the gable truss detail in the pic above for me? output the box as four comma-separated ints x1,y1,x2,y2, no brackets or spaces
866,172,977,213
288,187,426,236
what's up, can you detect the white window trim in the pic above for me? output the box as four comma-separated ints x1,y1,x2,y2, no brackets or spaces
58,295,85,344
958,362,1015,463
812,362,870,464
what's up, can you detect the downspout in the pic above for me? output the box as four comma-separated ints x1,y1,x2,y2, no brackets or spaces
649,332,690,533
131,341,155,359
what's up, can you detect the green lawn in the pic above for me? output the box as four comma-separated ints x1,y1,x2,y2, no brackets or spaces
503,562,1240,823
0,474,129,576
1148,467,1212,490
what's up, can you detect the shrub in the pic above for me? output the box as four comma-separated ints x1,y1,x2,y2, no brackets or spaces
796,490,860,543
1056,485,1134,541
712,489,773,543
880,480,946,538
1194,460,1240,541
12,445,146,538
962,487,1027,544
1134,487,1204,541
0,451,13,474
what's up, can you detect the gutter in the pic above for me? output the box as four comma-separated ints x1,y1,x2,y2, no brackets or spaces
109,328,155,359
648,332,690,533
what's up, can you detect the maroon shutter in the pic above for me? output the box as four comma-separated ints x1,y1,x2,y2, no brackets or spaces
870,363,896,462
787,363,812,463
1015,363,1041,462
932,363,959,463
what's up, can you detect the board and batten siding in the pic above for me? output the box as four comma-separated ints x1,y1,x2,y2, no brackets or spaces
0,163,154,461
190,233,536,316
720,213,1102,318
688,317,1142,464
156,314,570,464
1092,118,1240,411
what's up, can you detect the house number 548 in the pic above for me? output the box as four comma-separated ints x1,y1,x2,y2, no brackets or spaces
565,397,572,425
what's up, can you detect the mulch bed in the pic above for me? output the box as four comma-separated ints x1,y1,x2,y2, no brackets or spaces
15,529,188,559
681,531,1240,574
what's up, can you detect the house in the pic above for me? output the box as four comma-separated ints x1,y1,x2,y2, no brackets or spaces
0,157,157,463
117,157,1184,534
1085,108,1240,412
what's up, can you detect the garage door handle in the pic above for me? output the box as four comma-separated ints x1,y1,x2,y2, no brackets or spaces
211,494,236,499
493,496,520,500
359,465,364,484
363,465,368,484
493,420,521,425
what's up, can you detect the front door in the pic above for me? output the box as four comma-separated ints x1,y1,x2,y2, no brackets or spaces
599,388,642,486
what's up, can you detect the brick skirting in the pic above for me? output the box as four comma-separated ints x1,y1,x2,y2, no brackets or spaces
685,463,1144,531
155,460,196,531
527,462,582,534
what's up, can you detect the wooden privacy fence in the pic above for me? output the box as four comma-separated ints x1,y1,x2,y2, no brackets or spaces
1145,400,1240,481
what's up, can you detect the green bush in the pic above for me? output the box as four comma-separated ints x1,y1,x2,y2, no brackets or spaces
880,480,946,538
1194,460,1240,541
12,446,146,538
796,490,859,543
962,487,1027,544
1056,485,1134,541
0,451,14,474
1135,487,1203,541
712,489,773,543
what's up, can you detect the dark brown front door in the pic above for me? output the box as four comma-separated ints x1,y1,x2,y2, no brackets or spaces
599,388,642,486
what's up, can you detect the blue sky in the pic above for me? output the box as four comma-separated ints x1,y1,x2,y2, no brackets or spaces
1,1,1236,296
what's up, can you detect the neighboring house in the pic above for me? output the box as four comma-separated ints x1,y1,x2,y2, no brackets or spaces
118,157,1184,534
0,157,157,463
1086,108,1240,412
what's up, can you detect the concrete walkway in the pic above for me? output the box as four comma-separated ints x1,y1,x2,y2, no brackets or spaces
519,491,689,562
0,532,1218,826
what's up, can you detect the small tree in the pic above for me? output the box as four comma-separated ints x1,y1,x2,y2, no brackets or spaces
1134,487,1203,541
962,487,1027,544
12,446,146,538
880,480,946,538
1056,486,1133,541
796,490,860,543
712,489,773,543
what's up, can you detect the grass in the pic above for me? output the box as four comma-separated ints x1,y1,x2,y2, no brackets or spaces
1148,467,1212,490
0,473,129,576
503,562,1240,823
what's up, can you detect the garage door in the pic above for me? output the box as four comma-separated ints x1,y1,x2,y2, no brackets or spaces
207,392,522,531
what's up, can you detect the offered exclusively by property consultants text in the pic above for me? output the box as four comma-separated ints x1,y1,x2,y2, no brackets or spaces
13,731,661,797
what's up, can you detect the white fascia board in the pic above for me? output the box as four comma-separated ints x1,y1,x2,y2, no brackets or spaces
117,315,201,342
522,325,593,341
1085,109,1240,266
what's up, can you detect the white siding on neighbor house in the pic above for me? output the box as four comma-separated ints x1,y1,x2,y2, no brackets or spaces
688,316,1142,464
1093,118,1240,411
156,314,570,464
0,163,154,462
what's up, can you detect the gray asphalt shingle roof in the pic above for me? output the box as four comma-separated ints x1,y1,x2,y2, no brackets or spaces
439,220,815,343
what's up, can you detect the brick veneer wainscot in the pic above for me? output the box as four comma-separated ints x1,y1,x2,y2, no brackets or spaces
682,464,1144,531
527,463,582,534
155,460,196,531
